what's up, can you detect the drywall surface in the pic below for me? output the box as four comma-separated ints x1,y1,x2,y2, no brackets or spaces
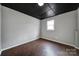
0,4,1,54
1,6,40,50
77,8,79,48
40,10,77,46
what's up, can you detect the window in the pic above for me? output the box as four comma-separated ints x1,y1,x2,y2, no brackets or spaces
47,20,54,30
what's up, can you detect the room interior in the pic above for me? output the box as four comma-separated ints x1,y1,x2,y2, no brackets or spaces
0,3,79,56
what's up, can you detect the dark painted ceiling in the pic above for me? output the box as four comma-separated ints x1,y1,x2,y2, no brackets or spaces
1,3,79,20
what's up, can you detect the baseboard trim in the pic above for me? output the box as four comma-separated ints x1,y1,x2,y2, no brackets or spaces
1,38,39,52
74,46,79,49
41,37,79,50
1,37,79,55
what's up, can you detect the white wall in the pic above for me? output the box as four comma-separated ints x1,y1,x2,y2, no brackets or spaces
77,8,79,48
0,4,1,54
1,6,40,50
40,10,77,46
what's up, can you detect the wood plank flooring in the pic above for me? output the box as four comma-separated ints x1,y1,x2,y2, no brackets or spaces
1,38,79,56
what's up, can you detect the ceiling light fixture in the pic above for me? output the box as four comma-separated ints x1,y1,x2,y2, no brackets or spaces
38,3,44,6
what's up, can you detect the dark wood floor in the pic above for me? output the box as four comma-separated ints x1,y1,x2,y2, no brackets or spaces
1,38,79,56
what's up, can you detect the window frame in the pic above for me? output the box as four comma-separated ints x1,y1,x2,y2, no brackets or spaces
47,20,55,31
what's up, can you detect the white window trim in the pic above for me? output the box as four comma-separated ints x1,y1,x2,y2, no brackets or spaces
47,20,54,30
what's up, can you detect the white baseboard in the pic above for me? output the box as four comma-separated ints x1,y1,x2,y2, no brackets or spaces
74,46,79,49
41,37,79,49
1,37,79,54
1,38,38,52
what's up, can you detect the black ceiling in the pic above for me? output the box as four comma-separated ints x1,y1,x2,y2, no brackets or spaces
1,3,79,20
